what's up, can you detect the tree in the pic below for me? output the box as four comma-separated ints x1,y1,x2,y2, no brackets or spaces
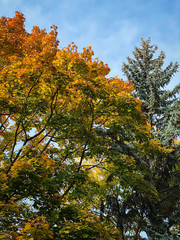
1,13,178,240
120,38,180,239
0,12,154,239
122,38,180,146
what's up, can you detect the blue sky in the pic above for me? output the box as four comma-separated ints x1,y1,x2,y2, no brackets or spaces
1,0,180,89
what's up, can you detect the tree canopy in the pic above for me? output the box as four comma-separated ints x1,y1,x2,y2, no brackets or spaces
0,12,179,240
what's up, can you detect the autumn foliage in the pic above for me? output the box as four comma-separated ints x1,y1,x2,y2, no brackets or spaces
0,12,179,240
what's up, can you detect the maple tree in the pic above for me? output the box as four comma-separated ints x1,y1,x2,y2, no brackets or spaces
0,12,179,240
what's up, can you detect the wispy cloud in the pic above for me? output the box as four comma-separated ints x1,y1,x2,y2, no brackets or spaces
22,4,52,32
1,0,22,6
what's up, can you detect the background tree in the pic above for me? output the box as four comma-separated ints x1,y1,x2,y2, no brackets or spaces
120,38,180,239
122,38,179,146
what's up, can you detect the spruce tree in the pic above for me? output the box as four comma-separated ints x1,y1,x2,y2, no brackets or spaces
122,38,180,146
121,38,180,239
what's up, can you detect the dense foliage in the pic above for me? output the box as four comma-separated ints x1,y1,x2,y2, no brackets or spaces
0,12,179,239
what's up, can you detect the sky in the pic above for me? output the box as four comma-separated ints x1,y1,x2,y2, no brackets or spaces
1,0,180,89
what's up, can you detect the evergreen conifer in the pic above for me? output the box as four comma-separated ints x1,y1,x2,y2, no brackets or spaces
121,39,180,239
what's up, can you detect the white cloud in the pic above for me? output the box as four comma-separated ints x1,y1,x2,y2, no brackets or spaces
22,4,52,32
72,19,141,77
1,0,22,5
